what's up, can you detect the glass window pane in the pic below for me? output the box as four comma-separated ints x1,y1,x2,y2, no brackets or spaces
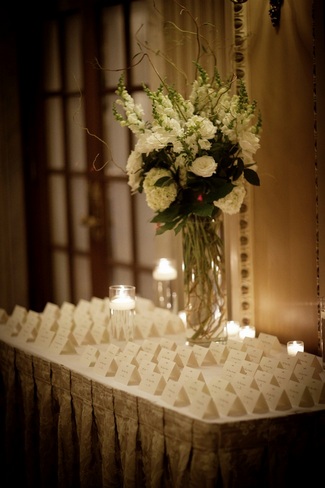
74,256,91,301
45,98,65,169
49,175,68,246
103,94,129,175
43,20,61,91
130,1,149,85
71,176,89,252
52,251,70,305
65,14,83,91
102,5,126,88
135,192,155,266
108,181,132,262
67,97,87,170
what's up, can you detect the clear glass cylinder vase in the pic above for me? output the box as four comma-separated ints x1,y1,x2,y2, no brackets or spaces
182,214,227,346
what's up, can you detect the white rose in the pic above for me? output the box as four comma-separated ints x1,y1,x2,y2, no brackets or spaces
190,155,217,177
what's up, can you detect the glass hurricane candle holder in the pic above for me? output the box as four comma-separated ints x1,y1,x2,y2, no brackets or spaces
109,285,136,342
287,340,304,357
152,258,178,312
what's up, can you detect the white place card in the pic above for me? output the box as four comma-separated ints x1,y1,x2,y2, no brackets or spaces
134,315,154,339
74,298,90,316
226,349,248,364
273,367,298,387
16,321,37,343
79,345,100,367
42,302,59,318
166,314,185,334
188,391,220,420
208,342,228,364
115,362,141,386
114,352,138,367
192,345,217,366
40,315,58,332
183,378,209,399
90,296,104,313
157,358,181,381
91,322,110,344
296,351,323,373
175,345,200,367
245,346,265,364
254,370,280,389
72,323,95,346
178,366,205,384
139,371,166,395
157,348,183,367
135,296,155,313
105,343,121,355
227,339,247,352
221,360,245,380
93,352,118,377
260,384,292,411
0,308,8,324
11,304,27,322
243,337,264,349
57,315,74,331
141,340,161,359
161,379,190,407
123,341,142,356
206,377,236,397
48,333,77,354
259,357,283,374
278,355,299,372
304,378,325,404
241,359,262,376
136,350,156,364
230,372,259,393
284,380,314,408
210,389,246,417
5,317,21,336
257,332,282,352
33,328,55,348
236,387,269,414
60,301,75,316
294,363,316,382
138,360,158,377
159,338,177,351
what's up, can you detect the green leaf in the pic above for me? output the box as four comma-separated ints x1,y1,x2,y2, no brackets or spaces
244,168,260,186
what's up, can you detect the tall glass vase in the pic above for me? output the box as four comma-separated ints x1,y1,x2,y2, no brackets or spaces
182,214,227,346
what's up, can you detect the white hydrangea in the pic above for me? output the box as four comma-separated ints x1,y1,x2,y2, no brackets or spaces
190,155,217,177
213,184,246,215
143,168,178,212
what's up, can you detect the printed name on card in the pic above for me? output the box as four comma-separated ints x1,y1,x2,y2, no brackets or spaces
90,322,110,344
123,341,141,356
141,340,161,359
294,363,317,382
245,346,264,364
273,367,298,387
257,332,282,352
227,339,247,352
241,360,262,376
161,379,190,407
136,350,155,364
227,349,248,364
230,372,259,393
206,377,236,397
160,338,177,351
115,362,141,386
259,357,283,374
296,351,323,372
221,360,245,380
157,348,183,367
188,391,220,420
183,378,209,399
139,371,166,395
138,360,158,377
79,345,100,367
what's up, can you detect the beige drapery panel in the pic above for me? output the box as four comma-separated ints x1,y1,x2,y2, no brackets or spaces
1,338,325,488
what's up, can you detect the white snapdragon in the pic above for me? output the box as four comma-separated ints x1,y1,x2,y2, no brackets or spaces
191,155,217,177
143,168,178,212
126,150,143,192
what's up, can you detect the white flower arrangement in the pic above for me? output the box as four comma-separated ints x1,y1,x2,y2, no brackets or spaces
113,63,261,235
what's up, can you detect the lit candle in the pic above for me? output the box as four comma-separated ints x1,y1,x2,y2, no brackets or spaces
227,320,240,337
109,296,135,310
287,340,304,356
239,325,256,339
153,258,177,281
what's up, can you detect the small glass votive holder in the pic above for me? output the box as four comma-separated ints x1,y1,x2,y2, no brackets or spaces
109,285,136,342
287,340,304,357
239,325,256,340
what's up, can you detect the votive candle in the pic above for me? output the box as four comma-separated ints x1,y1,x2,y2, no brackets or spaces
287,340,304,356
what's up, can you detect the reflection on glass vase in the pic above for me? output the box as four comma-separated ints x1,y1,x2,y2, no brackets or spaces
183,214,227,347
